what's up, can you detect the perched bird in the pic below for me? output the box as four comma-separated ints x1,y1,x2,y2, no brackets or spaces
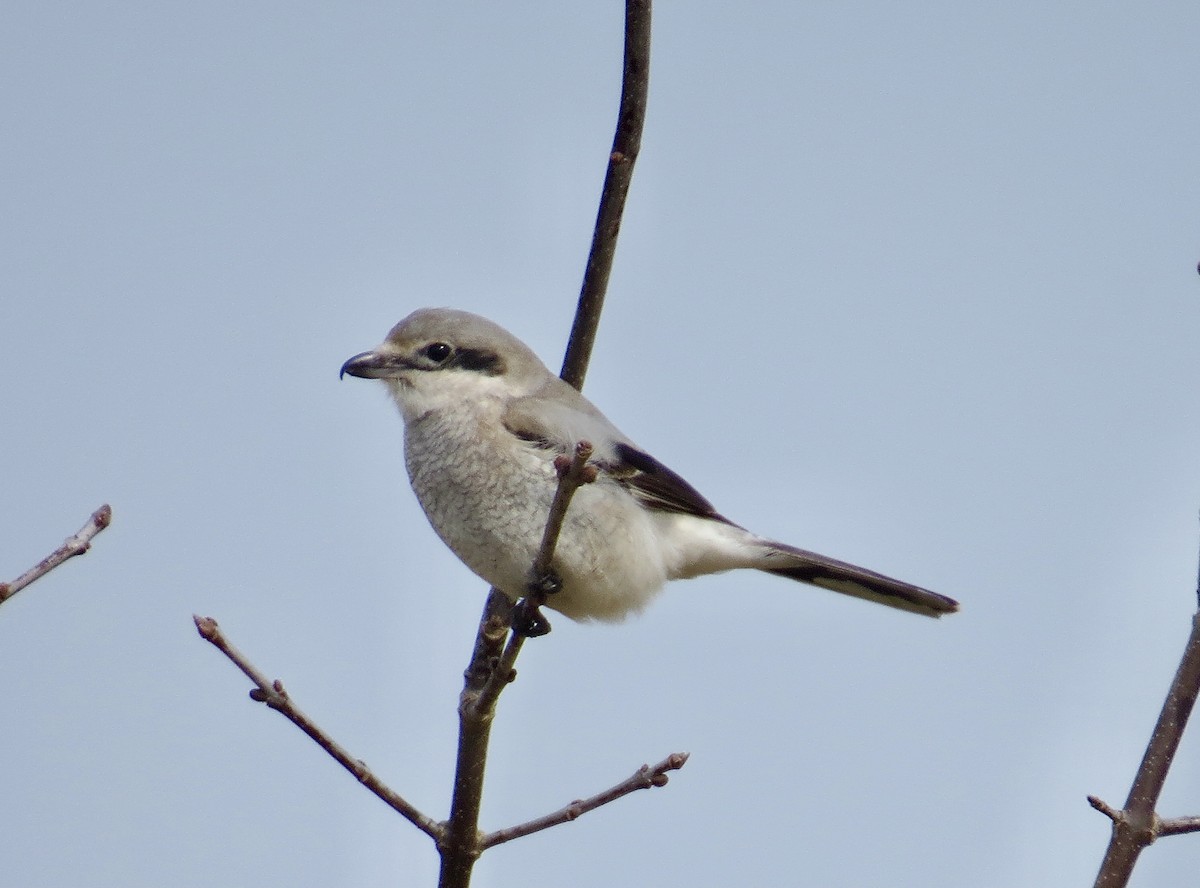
341,308,958,624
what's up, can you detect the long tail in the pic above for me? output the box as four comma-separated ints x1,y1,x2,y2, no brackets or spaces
762,541,958,618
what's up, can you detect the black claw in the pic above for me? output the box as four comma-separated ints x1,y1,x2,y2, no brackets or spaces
511,598,553,637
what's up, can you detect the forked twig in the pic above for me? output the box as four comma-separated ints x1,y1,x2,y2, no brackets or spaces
193,615,441,842
441,5,656,885
199,4,668,885
1088,533,1200,888
0,504,112,607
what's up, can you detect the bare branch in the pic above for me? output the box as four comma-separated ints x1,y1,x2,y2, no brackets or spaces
440,441,602,887
1088,795,1123,823
1159,815,1200,838
481,752,689,850
0,504,112,607
1090,608,1200,888
560,0,651,391
441,5,656,884
193,615,442,843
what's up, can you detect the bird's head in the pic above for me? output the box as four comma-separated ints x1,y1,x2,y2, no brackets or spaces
340,308,551,421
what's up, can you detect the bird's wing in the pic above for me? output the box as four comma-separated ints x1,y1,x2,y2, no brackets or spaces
502,387,623,455
501,389,731,523
602,442,731,522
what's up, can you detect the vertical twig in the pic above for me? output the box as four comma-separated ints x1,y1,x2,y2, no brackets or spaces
438,4,652,886
560,0,652,392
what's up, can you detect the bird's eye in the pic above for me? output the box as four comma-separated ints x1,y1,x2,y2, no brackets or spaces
422,342,453,363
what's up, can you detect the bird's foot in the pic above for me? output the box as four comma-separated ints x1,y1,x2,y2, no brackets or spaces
511,598,553,637
527,567,563,600
511,568,561,637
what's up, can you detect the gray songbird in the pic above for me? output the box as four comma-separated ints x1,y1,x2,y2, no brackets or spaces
341,308,958,623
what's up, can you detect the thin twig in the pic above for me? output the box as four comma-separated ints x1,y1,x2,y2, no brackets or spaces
1159,815,1200,837
481,752,689,850
1090,606,1200,888
560,0,651,391
533,441,599,582
1088,795,1123,823
193,615,441,843
0,504,112,607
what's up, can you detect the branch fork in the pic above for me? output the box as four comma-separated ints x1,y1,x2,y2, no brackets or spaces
195,437,687,884
195,6,672,887
1089,602,1200,888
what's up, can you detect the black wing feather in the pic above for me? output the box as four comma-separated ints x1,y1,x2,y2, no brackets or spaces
607,442,734,524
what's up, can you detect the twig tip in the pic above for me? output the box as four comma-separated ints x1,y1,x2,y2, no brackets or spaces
193,614,219,639
1088,795,1121,822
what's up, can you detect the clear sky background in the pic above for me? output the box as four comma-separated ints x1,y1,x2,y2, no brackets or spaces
4,3,1200,887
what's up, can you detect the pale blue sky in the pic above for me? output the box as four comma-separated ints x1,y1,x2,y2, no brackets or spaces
4,3,1200,886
